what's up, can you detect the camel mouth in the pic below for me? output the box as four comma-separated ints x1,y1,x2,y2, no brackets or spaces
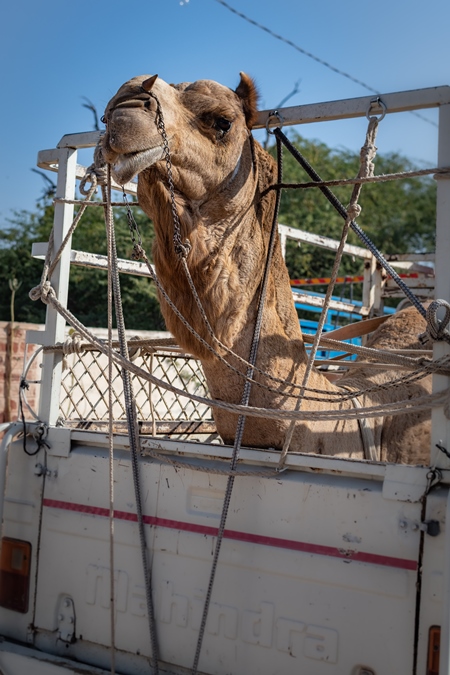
111,145,166,184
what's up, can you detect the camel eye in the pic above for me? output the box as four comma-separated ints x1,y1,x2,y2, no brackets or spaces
101,115,107,125
215,117,232,133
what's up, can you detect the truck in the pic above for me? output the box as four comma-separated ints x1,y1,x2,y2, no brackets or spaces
1,85,450,675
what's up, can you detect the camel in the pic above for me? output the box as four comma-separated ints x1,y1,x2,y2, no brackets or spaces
101,72,432,464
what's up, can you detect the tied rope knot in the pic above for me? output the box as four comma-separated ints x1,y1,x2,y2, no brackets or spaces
62,331,83,355
61,330,83,371
346,202,362,222
419,299,450,345
29,280,55,304
79,143,108,195
344,119,379,225
359,117,378,178
131,244,145,261
175,239,192,259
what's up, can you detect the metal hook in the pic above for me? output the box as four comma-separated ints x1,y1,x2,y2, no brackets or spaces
266,110,284,134
425,467,443,496
366,97,387,122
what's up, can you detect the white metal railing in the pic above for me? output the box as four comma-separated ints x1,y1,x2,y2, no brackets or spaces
31,225,435,321
29,85,450,467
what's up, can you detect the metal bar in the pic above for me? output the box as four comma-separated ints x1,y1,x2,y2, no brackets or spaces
64,419,217,435
362,256,377,319
383,278,435,290
37,148,77,425
69,250,153,275
431,103,450,472
37,152,138,196
50,88,450,151
32,216,431,286
382,287,435,299
385,253,436,263
57,130,103,149
255,85,450,130
31,244,154,278
292,291,368,316
278,224,370,259
440,488,450,675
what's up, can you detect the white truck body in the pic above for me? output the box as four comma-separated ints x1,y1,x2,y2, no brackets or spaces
1,85,450,675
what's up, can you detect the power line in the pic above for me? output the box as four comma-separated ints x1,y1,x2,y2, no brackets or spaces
214,0,437,128
215,0,376,93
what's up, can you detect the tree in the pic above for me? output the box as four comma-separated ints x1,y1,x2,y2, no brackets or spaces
0,132,436,327
0,194,165,330
272,132,436,285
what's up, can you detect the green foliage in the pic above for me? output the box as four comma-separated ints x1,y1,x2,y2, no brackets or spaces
0,195,165,330
272,132,436,285
0,133,436,328
0,200,54,324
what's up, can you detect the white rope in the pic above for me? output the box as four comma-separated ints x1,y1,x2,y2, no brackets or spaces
419,300,450,345
27,282,449,422
103,167,161,673
105,167,116,675
278,116,380,469
342,387,379,461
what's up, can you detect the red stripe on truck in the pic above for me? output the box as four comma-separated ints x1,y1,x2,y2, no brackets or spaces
43,498,418,571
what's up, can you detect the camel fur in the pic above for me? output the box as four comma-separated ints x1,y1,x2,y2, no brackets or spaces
102,73,431,464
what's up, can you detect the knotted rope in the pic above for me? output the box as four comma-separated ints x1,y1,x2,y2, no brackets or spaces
60,331,83,371
79,142,108,194
420,300,450,345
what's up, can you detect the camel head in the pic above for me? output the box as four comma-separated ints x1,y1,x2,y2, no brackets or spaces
102,73,260,203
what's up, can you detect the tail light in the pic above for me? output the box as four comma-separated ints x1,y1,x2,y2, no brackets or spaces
0,537,31,613
427,625,440,675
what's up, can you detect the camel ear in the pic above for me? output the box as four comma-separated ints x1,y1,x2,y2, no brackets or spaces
235,72,259,129
142,74,158,92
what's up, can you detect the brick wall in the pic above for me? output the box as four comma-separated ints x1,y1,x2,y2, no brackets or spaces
0,322,44,425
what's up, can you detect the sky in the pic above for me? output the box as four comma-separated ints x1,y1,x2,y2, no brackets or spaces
1,0,449,222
